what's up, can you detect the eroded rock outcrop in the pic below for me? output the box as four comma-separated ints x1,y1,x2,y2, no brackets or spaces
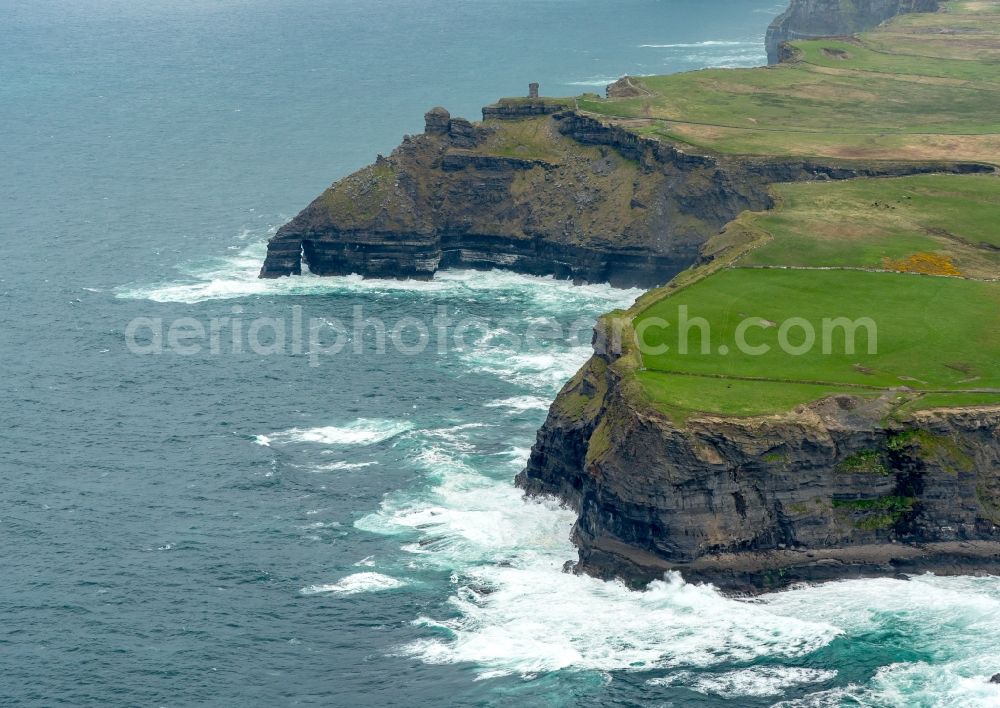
260,108,757,287
259,106,983,287
766,0,939,64
517,340,1000,593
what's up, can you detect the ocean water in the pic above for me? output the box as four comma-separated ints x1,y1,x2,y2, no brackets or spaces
3,0,1000,705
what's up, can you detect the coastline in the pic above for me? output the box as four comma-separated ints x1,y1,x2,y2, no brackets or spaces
259,0,1000,593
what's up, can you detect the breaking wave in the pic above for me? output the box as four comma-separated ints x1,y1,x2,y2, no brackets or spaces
636,38,766,68
354,427,840,681
649,667,839,698
463,346,595,394
484,396,551,412
309,461,379,472
567,76,631,87
639,40,758,48
260,419,413,446
300,572,408,596
115,237,643,309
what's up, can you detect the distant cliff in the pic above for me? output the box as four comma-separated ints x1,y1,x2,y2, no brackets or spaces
765,0,939,63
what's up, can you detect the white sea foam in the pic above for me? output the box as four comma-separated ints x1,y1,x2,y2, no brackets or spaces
263,418,412,446
635,39,766,68
463,346,596,394
116,237,643,306
484,396,550,412
356,437,576,566
761,574,1000,706
300,521,341,530
567,77,627,87
356,437,839,678
502,446,532,460
299,572,407,596
685,51,768,67
309,461,378,472
650,667,838,698
409,568,839,675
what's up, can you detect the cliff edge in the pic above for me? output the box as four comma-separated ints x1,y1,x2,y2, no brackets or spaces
259,104,981,288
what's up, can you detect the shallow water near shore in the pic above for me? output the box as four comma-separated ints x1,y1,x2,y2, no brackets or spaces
4,0,1000,705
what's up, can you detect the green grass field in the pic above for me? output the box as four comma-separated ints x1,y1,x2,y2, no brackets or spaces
862,4,1000,60
629,173,1000,419
636,268,1000,390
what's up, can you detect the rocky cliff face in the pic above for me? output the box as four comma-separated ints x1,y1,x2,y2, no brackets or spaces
260,107,765,287
766,0,940,64
517,342,1000,593
261,107,704,286
260,106,979,287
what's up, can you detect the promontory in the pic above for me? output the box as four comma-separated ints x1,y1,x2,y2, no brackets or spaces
261,0,1000,592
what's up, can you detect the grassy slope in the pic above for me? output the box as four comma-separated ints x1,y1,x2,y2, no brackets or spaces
637,269,1000,388
575,0,1000,164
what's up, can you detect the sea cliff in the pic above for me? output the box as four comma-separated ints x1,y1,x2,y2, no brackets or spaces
259,105,978,287
261,0,1000,592
517,319,1000,593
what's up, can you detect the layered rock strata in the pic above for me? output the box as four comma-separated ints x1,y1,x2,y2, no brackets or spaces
259,108,984,287
517,334,1000,593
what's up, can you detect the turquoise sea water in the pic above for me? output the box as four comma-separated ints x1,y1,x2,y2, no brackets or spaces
3,0,1000,705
